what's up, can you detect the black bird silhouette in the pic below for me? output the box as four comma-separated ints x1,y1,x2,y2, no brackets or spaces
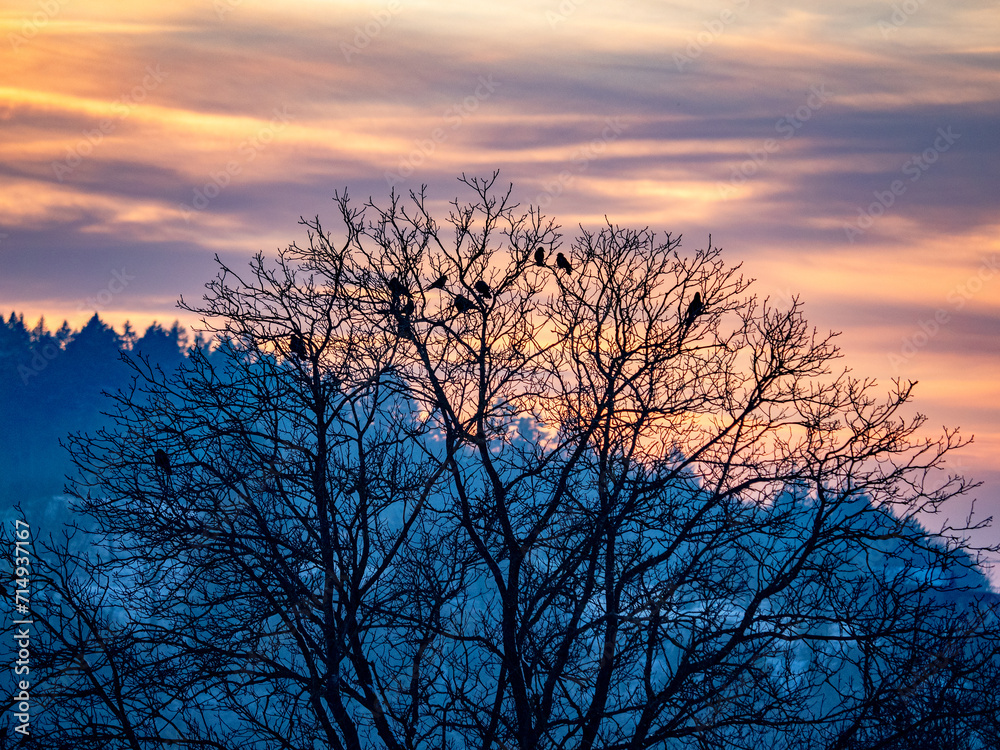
398,317,413,337
454,294,476,314
534,247,546,266
388,277,410,298
290,333,307,360
154,448,172,476
401,298,415,316
427,274,447,291
474,280,492,298
556,252,572,274
684,292,704,325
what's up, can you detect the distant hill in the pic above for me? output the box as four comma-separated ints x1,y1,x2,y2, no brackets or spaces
0,312,191,523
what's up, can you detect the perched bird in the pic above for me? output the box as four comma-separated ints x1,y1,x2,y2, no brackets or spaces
556,252,572,274
534,247,547,266
426,274,447,291
398,317,413,337
388,277,410,298
401,298,415,316
290,333,307,360
454,295,476,314
154,448,172,476
684,292,704,325
474,280,492,298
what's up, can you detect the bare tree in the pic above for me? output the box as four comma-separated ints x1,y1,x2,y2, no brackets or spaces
17,172,1000,749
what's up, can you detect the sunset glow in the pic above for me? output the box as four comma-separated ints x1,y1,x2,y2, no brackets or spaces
2,0,998,577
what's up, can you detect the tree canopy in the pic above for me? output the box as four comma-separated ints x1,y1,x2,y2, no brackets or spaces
9,174,999,750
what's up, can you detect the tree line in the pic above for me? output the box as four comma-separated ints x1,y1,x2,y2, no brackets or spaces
0,313,195,509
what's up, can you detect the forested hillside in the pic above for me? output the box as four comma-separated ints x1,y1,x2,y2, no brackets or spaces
0,312,192,521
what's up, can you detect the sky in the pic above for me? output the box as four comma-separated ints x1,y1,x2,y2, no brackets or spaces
1,0,998,577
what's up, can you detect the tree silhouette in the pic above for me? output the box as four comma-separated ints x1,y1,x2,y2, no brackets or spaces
132,321,187,373
20,173,1000,750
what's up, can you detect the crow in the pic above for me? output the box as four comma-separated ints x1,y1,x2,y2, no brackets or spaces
401,298,415,316
556,252,572,274
154,448,172,476
534,247,546,266
290,333,307,360
427,274,447,291
684,292,704,326
474,280,492,298
388,277,410,298
454,295,476,314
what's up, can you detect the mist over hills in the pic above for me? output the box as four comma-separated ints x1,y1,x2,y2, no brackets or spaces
2,308,993,595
